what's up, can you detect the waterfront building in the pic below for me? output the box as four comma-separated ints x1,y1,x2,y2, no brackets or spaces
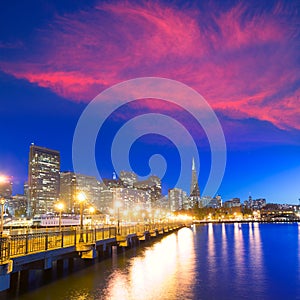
99,189,114,214
7,194,27,217
60,171,102,212
244,197,266,210
28,144,60,216
103,177,123,189
168,188,187,211
119,171,138,188
60,171,77,212
110,186,150,222
206,195,222,208
134,175,162,206
112,186,151,211
199,196,212,208
155,195,170,210
224,198,241,208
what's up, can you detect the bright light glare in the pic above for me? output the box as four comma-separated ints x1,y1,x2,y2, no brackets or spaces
115,201,122,208
56,202,64,210
0,175,8,183
77,192,86,202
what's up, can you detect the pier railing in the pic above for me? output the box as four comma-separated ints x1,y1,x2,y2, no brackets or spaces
0,222,183,263
0,236,10,263
0,226,116,263
118,222,178,236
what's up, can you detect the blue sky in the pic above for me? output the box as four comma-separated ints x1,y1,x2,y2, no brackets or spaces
0,0,299,203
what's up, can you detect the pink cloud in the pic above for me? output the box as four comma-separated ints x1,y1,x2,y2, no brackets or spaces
0,1,299,131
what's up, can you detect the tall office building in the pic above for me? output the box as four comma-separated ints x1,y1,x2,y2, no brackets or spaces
168,188,187,212
59,171,77,212
28,144,60,216
189,157,200,208
119,171,138,188
134,175,162,206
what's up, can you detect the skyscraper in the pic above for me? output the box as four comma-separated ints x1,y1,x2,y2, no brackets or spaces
59,171,77,212
119,171,138,188
60,171,102,212
168,188,187,212
134,175,162,205
189,157,200,208
28,144,60,216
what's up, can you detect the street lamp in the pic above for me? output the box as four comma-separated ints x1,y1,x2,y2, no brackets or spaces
77,192,86,242
115,201,122,235
0,197,5,235
55,202,64,231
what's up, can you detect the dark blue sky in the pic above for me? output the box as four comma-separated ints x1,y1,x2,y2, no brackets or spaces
0,0,300,203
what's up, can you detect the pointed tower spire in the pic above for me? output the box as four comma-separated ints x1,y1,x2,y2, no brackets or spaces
192,157,195,171
190,157,200,197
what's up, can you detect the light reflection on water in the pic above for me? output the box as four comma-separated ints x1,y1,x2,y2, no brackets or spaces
298,223,300,284
101,227,196,300
9,223,300,300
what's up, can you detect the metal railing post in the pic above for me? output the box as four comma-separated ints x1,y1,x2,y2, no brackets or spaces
25,233,29,254
45,233,48,250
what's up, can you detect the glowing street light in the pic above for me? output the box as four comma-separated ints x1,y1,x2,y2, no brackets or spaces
0,176,8,183
77,192,86,242
55,202,64,231
0,197,5,235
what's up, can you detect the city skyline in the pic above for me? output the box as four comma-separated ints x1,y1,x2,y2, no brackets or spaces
0,142,294,206
1,0,300,204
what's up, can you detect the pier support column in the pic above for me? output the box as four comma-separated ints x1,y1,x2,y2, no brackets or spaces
57,259,69,275
68,258,74,271
9,271,19,291
19,269,29,290
97,245,104,260
0,260,13,292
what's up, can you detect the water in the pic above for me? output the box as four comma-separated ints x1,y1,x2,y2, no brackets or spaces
6,223,300,300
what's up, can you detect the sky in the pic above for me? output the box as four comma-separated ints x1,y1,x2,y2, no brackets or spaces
0,0,299,204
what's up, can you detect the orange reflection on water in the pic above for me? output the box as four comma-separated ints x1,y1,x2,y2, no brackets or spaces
249,222,264,287
233,223,244,272
298,223,300,282
207,223,215,270
104,228,195,300
221,223,227,264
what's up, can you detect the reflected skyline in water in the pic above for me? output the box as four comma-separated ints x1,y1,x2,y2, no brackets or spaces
103,228,196,300
7,223,300,300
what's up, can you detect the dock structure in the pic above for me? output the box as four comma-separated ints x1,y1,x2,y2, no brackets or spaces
0,223,185,292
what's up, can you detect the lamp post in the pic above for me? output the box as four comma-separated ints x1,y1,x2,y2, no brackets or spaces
55,202,64,231
115,201,121,235
0,197,5,236
117,206,120,235
77,192,86,242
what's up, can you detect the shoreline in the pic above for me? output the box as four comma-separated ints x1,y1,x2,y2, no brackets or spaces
193,220,300,224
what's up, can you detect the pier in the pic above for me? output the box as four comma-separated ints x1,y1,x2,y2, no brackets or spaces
0,222,185,292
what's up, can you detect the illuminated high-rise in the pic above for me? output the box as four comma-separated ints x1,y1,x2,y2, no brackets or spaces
28,144,60,216
60,171,101,212
168,188,187,211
